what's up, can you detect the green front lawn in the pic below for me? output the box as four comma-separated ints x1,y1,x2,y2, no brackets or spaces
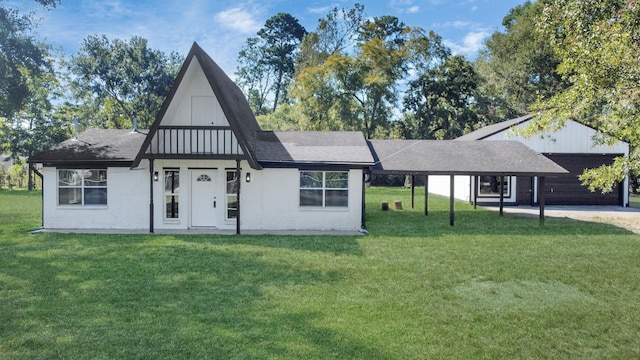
1,188,639,359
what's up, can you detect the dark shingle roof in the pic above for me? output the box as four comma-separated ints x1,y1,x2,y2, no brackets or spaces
369,139,568,176
456,114,532,140
29,129,147,166
132,42,263,169
255,131,374,167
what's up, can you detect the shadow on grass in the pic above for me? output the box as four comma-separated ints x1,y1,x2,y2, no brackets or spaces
180,234,365,256
365,202,634,238
0,233,386,359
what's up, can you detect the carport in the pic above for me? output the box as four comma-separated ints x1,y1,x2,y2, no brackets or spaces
367,140,569,225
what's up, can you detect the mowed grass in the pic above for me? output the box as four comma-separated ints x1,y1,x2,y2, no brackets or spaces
1,188,640,359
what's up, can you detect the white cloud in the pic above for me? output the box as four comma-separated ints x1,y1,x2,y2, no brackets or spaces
215,7,262,35
445,30,489,56
407,6,420,14
308,5,333,15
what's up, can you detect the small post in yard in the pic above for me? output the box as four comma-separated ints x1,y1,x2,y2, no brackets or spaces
449,174,455,226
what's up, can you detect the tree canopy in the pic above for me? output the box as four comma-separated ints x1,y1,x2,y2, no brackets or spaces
0,0,59,119
531,0,640,192
68,35,182,129
236,13,306,114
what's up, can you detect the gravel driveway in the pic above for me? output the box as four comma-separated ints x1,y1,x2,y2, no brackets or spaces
488,205,640,233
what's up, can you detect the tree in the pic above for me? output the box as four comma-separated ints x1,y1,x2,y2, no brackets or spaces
401,55,489,139
236,13,306,114
349,15,412,138
69,35,182,129
532,0,640,193
0,0,59,119
235,37,273,115
0,54,69,160
474,1,566,119
289,4,366,131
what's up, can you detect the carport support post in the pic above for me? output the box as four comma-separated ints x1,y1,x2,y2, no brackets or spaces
473,176,478,209
449,175,455,226
424,175,429,216
499,175,504,216
539,176,546,221
411,175,415,209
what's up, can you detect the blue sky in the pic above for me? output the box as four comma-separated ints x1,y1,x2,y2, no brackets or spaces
28,0,526,77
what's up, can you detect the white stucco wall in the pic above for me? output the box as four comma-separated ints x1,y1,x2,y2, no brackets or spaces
247,168,364,231
42,166,149,230
150,160,364,232
428,175,474,202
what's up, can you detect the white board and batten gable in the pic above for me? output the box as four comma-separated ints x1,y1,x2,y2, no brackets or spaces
469,115,629,156
159,57,230,128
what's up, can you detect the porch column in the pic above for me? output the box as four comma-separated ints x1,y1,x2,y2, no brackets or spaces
149,159,154,233
236,159,241,235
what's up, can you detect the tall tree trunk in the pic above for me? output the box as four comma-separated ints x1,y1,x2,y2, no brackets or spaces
272,69,284,112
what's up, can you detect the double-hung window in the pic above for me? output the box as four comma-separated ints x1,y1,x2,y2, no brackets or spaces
299,171,349,207
164,170,180,219
58,169,107,206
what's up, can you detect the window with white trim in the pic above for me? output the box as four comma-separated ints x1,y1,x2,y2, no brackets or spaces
164,170,180,219
478,175,510,197
300,171,348,207
58,169,107,206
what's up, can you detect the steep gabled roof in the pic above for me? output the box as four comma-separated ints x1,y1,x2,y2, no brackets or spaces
255,131,374,167
29,129,147,167
456,114,532,141
132,42,262,169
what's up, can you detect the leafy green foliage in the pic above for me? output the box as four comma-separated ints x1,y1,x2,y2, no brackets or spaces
475,1,567,118
68,35,182,129
401,55,489,139
0,0,58,119
236,13,306,114
531,0,640,193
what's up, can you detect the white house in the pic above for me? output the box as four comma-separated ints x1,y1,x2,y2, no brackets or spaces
29,43,571,233
429,115,630,206
29,43,374,233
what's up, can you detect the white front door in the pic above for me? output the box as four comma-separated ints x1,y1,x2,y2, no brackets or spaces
191,169,218,227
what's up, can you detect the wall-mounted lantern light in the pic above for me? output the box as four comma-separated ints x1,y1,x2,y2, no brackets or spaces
245,173,251,182
154,171,159,181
